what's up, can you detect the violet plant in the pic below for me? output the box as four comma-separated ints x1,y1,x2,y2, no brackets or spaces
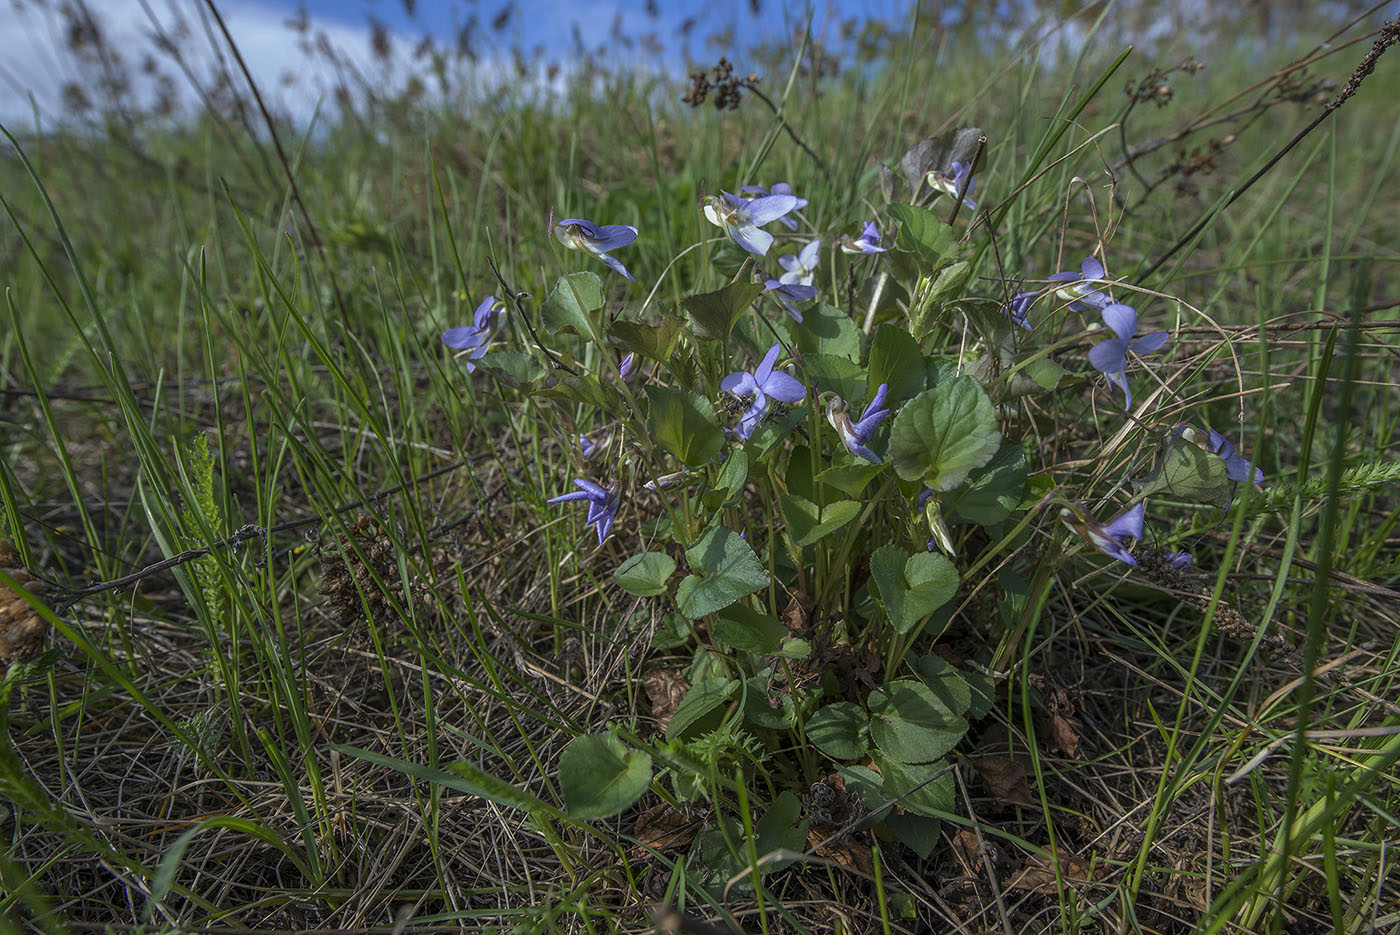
442,131,1265,858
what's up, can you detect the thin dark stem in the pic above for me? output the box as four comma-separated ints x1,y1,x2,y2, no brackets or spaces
947,135,987,228
487,256,579,375
53,459,471,611
740,80,826,170
200,0,351,331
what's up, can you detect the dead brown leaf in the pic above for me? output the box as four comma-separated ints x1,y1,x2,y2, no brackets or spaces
972,755,1035,806
633,802,700,857
0,542,48,665
643,667,689,732
1005,852,1102,894
781,592,813,635
1046,714,1082,759
951,827,1010,878
951,828,983,875
807,829,873,874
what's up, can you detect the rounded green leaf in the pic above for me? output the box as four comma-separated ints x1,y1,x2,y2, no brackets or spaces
867,681,967,764
613,552,677,597
807,701,870,761
872,753,956,818
558,733,652,819
714,603,786,654
889,376,1001,491
912,653,972,717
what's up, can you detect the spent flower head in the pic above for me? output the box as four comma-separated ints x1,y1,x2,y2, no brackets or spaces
547,478,621,546
826,383,891,464
740,182,807,230
441,295,506,372
720,342,807,441
1088,303,1169,408
703,190,799,255
552,215,639,282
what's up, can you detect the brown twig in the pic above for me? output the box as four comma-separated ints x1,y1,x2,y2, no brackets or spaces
1139,18,1400,281
739,80,826,170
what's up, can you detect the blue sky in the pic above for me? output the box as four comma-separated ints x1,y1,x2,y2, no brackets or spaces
0,0,913,128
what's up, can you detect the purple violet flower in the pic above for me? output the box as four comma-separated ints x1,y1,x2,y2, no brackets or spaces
1070,502,1145,567
619,353,636,380
826,383,891,464
441,295,506,373
1088,303,1169,408
1006,290,1036,331
777,239,821,287
763,279,817,322
1165,550,1193,570
1047,256,1113,312
547,478,620,546
720,342,807,441
1176,425,1265,485
927,160,977,210
838,221,886,255
703,190,799,256
553,216,638,282
740,182,807,230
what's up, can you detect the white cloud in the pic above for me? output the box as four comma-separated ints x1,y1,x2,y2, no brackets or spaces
0,0,423,129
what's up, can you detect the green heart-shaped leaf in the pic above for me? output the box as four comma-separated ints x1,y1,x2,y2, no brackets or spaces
801,353,866,404
713,603,786,654
607,313,685,363
613,552,677,597
558,733,652,819
780,494,862,547
645,385,725,468
888,203,957,270
683,281,764,341
667,677,738,738
869,545,959,634
944,439,1027,525
790,302,862,362
815,461,888,498
541,271,604,337
867,325,926,404
674,526,769,619
868,681,967,764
